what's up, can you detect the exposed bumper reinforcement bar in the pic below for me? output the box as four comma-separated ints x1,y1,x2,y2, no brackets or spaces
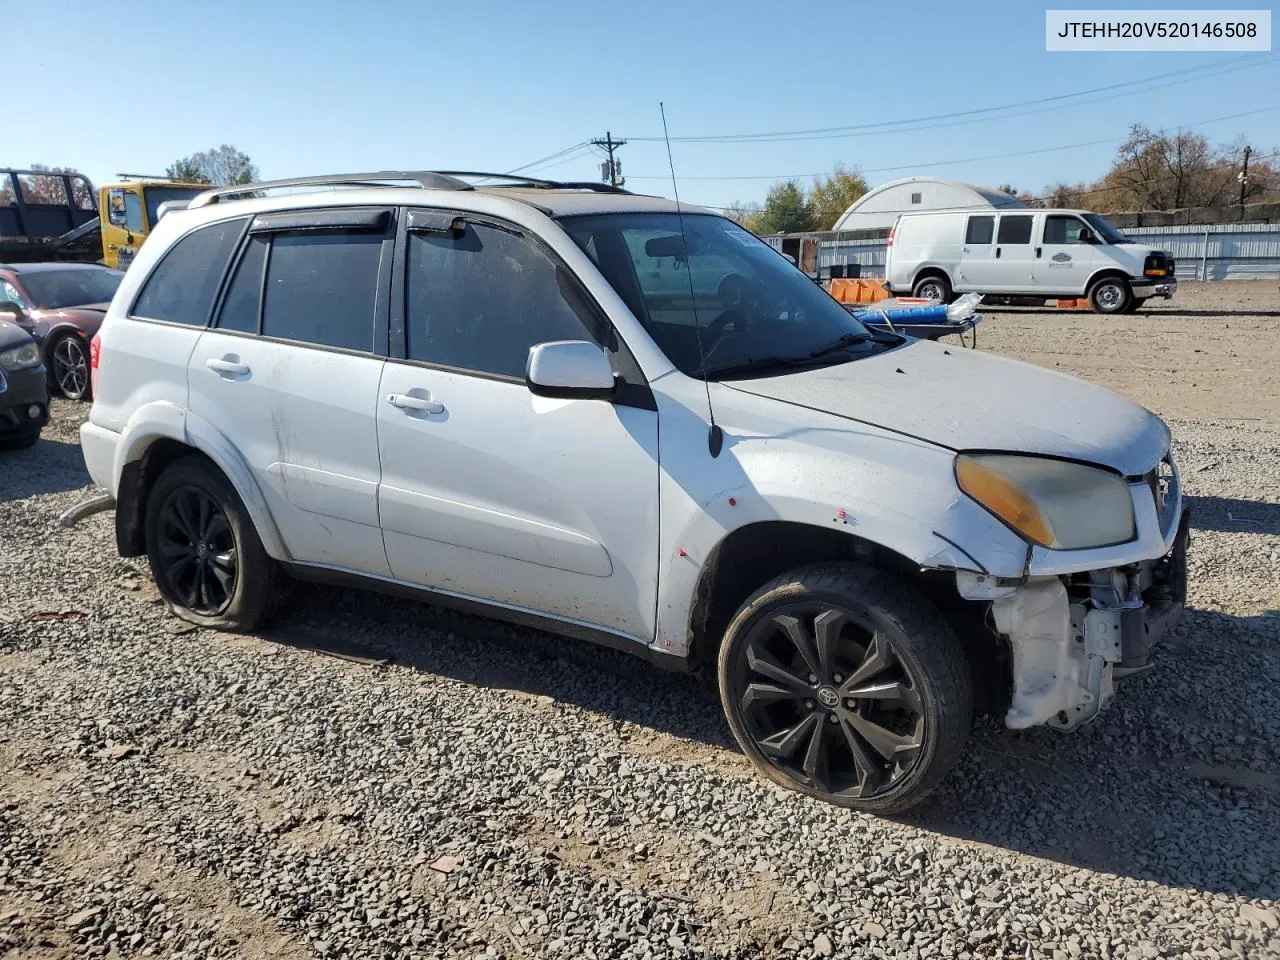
58,492,116,528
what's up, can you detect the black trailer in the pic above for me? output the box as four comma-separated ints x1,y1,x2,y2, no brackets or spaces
0,169,101,264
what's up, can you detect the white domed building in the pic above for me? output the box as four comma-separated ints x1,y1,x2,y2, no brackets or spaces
831,176,1025,232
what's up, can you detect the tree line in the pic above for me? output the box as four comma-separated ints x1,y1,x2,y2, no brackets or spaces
724,127,1277,235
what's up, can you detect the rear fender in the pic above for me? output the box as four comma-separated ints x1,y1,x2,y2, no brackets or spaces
114,401,291,561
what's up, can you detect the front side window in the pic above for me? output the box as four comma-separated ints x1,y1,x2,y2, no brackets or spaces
1083,213,1127,244
1043,215,1088,245
261,231,382,352
405,219,596,379
0,280,28,309
997,215,1033,245
965,216,994,245
562,213,880,379
133,218,245,325
20,268,123,309
121,190,145,232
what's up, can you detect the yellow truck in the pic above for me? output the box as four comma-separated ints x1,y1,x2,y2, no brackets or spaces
99,176,210,269
1,169,208,268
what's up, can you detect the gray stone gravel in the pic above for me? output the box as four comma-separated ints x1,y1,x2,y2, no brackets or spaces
3,299,1279,958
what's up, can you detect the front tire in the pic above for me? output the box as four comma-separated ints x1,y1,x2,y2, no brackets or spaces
1088,276,1132,315
144,456,279,631
48,332,92,401
0,428,41,451
912,274,952,303
717,564,972,814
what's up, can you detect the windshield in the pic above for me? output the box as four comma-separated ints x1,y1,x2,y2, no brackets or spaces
22,268,123,309
144,186,206,228
561,212,881,378
1083,213,1128,244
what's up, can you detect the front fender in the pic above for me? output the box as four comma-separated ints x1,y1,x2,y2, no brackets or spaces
650,385,1030,657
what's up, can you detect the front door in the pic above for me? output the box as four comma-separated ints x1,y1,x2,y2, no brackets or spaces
1034,214,1098,296
376,211,660,643
186,209,394,575
102,186,146,270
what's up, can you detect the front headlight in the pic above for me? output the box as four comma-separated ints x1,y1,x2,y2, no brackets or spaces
955,453,1136,549
0,342,40,372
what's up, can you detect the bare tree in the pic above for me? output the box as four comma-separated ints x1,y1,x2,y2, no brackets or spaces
166,145,258,186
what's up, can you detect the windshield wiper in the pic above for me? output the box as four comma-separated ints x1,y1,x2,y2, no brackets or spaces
808,331,873,358
701,355,813,379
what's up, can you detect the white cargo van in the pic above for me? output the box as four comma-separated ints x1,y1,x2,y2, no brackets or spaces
884,208,1176,313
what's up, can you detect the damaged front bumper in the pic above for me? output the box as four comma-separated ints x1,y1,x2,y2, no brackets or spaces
958,500,1189,732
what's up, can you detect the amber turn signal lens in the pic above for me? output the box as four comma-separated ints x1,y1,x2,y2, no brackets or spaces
955,456,1055,546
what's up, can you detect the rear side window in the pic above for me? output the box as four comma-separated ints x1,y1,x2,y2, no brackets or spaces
405,220,596,379
261,232,383,351
216,235,268,334
996,215,1033,245
965,216,994,245
133,218,245,325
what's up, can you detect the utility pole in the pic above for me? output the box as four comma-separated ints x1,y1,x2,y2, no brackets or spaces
591,131,627,187
1238,145,1251,219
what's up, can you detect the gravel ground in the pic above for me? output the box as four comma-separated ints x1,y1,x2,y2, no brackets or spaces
2,280,1278,959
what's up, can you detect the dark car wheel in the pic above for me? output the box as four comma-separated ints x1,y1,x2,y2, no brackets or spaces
718,563,972,814
145,456,279,631
48,332,92,401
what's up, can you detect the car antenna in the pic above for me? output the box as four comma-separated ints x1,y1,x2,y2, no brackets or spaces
661,101,723,458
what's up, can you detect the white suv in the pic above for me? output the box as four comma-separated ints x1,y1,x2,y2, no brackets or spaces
79,172,1189,813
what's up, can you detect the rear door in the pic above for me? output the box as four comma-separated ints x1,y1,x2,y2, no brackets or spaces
953,213,998,291
988,213,1037,293
186,207,393,575
1034,214,1098,295
375,208,660,642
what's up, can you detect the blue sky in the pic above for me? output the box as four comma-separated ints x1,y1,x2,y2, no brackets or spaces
9,0,1278,210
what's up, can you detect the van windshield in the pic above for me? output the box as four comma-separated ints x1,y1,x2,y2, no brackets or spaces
1083,214,1128,244
561,212,891,379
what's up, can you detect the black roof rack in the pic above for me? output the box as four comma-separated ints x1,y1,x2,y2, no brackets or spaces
433,172,633,194
187,171,474,209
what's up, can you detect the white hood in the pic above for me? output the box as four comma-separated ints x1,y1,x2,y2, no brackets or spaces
724,339,1170,477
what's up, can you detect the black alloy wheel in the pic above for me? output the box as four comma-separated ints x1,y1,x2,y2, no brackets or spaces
154,484,238,616
719,564,971,813
730,602,925,799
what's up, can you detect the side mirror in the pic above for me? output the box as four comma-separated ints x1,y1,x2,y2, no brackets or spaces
0,300,27,323
527,340,616,400
1077,227,1095,245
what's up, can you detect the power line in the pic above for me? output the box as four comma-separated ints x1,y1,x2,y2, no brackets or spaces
504,141,589,175
625,103,1280,183
621,54,1274,145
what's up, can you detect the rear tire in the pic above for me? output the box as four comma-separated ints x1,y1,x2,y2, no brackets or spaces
1088,276,1132,315
912,274,952,303
144,456,279,632
717,563,972,814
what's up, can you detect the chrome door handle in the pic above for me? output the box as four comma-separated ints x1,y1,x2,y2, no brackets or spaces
387,392,444,414
206,357,250,377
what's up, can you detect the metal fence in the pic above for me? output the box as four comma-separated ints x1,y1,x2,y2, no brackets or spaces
785,221,1280,281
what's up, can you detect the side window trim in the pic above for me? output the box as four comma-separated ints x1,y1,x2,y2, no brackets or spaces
392,206,654,410
128,216,251,327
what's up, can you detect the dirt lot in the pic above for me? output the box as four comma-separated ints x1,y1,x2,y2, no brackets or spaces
2,281,1278,960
